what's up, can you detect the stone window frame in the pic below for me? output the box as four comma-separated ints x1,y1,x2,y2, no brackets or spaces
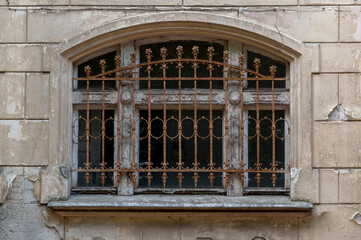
70,36,291,195
37,13,311,205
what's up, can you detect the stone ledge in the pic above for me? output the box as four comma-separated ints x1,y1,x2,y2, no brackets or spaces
48,195,312,216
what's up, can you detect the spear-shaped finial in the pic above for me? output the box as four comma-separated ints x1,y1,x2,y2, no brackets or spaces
176,46,184,70
270,65,277,77
84,65,91,77
160,47,167,60
176,45,183,59
254,58,261,73
115,55,121,69
145,48,152,62
207,46,215,61
99,59,106,72
192,46,199,59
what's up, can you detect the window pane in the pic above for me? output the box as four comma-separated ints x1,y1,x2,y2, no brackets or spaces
77,109,114,187
247,51,286,89
76,51,117,89
248,110,285,188
138,110,223,188
139,41,224,89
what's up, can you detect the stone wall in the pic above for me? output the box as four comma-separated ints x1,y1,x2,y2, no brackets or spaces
0,1,361,239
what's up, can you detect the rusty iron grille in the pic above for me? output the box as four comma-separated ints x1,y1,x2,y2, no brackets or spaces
73,46,290,190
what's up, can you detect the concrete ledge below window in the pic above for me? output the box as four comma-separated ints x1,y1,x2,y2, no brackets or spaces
48,195,312,217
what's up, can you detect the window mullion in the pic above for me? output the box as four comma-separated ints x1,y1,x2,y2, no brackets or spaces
226,41,244,196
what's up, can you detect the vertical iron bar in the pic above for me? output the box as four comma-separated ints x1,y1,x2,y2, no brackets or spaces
146,49,153,188
100,60,106,187
207,47,214,188
161,47,168,188
239,54,245,188
192,46,199,188
115,56,121,187
84,66,91,188
270,65,277,188
130,51,137,186
176,46,183,188
254,58,261,188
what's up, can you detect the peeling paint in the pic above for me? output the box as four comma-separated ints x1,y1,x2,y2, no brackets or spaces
338,169,353,174
328,104,349,121
353,12,361,41
6,101,21,115
40,167,69,204
0,120,26,141
351,212,361,225
42,209,64,239
291,167,301,180
314,208,327,217
0,167,21,203
24,167,42,202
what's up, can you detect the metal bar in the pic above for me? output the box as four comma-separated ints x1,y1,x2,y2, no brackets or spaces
177,46,183,188
131,51,137,186
146,49,153,188
192,46,199,188
115,55,121,187
270,65,277,188
239,54,245,188
84,66,91,188
74,168,286,173
74,58,276,79
254,58,261,188
161,47,168,188
100,59,106,187
208,47,214,188
75,77,287,81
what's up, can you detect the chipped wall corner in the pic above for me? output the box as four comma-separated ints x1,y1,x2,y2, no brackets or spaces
0,167,21,204
40,166,70,204
328,104,350,121
351,212,361,225
42,208,65,239
290,167,319,203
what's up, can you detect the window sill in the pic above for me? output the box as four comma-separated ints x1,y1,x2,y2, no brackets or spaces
48,194,312,217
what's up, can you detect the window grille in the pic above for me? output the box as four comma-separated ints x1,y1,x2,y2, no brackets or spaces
72,44,290,191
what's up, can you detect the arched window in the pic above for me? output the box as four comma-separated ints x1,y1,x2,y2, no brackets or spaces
71,39,290,194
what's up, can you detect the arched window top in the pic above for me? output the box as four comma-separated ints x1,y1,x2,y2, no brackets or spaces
61,12,302,65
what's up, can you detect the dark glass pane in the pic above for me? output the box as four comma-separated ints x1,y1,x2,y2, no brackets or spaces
77,110,114,187
138,110,223,188
247,51,286,89
248,110,285,188
139,41,224,89
77,51,117,89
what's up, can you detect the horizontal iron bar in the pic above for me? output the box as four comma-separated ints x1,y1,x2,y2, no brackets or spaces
74,77,286,81
88,59,268,78
73,168,286,173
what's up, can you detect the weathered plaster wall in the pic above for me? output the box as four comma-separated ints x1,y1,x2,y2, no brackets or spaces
0,0,361,239
65,215,301,240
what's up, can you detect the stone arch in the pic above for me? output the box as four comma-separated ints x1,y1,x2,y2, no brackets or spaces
59,11,302,61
